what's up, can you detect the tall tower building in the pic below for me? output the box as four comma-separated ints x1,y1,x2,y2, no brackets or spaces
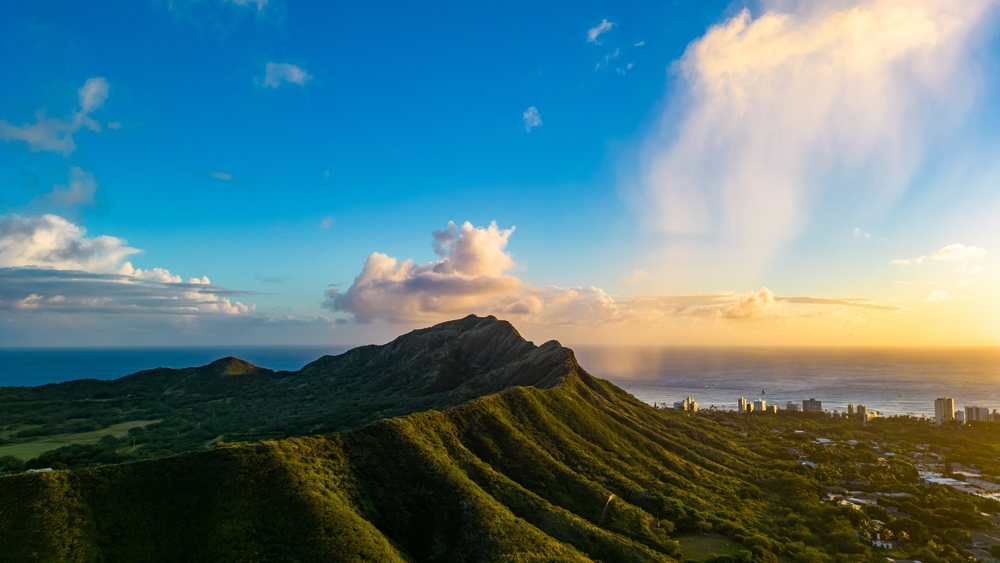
934,398,955,424
738,397,748,414
803,398,822,412
753,398,766,412
847,403,855,416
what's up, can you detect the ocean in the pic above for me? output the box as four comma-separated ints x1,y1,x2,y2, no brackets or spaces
573,347,1000,418
1,346,997,418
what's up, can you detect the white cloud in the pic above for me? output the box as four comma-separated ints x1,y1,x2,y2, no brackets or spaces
634,40,645,47
926,289,953,301
623,269,649,283
0,214,254,316
107,121,121,130
640,1,995,258
319,217,334,229
853,227,870,239
0,78,109,155
42,166,99,206
263,62,311,88
231,0,267,12
523,106,542,132
0,214,138,272
722,287,776,319
588,19,615,44
324,223,900,327
210,171,233,181
917,242,986,264
893,243,987,265
325,221,522,323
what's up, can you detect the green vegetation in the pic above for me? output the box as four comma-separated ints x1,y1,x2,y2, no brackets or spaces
0,315,566,470
673,533,744,561
0,420,159,461
1,315,997,562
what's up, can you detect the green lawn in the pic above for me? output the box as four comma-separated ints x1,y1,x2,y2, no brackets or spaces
673,533,745,561
0,420,160,461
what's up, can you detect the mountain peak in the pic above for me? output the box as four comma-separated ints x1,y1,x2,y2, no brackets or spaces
206,357,269,377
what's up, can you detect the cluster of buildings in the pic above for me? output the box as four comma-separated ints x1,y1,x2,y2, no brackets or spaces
659,395,998,424
934,397,999,424
734,396,878,420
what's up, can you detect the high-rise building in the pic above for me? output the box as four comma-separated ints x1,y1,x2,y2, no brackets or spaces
993,409,999,423
674,396,698,412
934,398,955,424
766,405,778,414
857,405,868,418
847,403,855,416
966,406,991,422
785,401,800,412
738,397,748,414
956,410,966,423
803,398,822,412
753,399,766,412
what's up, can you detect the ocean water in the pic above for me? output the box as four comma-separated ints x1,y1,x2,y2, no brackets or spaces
1,346,997,418
0,346,351,387
573,347,1000,418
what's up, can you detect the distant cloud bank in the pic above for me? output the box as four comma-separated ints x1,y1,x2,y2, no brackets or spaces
0,214,255,316
324,222,903,327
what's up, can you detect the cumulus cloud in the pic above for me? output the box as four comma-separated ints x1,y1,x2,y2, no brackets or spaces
0,78,109,155
588,19,615,44
0,214,254,316
722,287,776,319
523,106,542,132
324,223,900,328
325,221,523,323
263,62,311,88
0,214,138,272
640,1,995,257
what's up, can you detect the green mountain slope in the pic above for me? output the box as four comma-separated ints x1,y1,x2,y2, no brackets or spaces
0,316,572,466
1,351,769,563
3,317,990,562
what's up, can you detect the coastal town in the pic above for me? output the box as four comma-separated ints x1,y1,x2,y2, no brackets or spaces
655,395,1000,561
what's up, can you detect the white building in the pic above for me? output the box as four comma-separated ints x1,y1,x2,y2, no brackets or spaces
738,397,748,414
753,398,766,412
934,397,955,424
674,396,698,412
965,406,992,423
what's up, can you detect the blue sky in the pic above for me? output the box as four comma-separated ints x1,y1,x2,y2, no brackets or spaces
2,0,999,347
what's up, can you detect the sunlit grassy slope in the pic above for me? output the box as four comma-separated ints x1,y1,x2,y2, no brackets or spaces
0,317,893,562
